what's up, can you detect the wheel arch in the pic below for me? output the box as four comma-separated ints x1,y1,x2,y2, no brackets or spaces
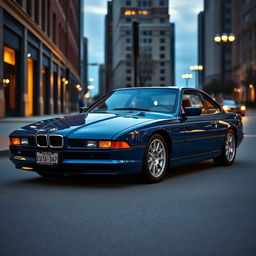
150,130,172,156
229,125,238,144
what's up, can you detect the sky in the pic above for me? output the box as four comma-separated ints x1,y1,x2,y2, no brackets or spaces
84,0,203,96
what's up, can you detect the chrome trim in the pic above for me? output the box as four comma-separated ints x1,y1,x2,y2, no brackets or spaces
35,134,48,148
48,134,64,148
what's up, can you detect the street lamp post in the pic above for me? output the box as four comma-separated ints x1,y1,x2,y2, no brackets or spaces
181,73,193,87
189,65,204,88
213,33,236,99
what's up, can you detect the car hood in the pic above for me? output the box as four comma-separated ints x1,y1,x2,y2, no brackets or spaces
12,112,172,140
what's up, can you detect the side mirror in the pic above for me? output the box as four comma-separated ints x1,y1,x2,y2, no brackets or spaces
182,107,202,116
79,106,87,113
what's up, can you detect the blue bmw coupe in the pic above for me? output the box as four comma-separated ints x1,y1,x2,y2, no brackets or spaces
9,87,243,182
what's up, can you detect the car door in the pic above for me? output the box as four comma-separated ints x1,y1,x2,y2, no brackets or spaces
181,90,222,156
200,92,227,151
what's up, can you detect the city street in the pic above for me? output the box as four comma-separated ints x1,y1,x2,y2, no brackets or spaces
0,112,256,256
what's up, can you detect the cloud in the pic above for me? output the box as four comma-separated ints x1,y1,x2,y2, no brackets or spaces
84,5,107,15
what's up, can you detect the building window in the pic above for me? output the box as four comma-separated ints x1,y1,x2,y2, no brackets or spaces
53,12,56,43
160,77,165,81
160,62,165,66
142,30,152,36
160,30,165,36
42,0,46,31
3,46,18,116
160,54,165,59
160,84,165,87
15,0,22,5
160,46,165,51
160,18,165,23
35,0,39,24
160,38,165,43
27,0,32,16
126,77,131,81
126,69,132,74
160,69,165,74
126,0,132,6
126,54,131,59
126,30,131,35
143,46,152,51
126,18,131,23
126,38,131,43
126,84,131,87
138,0,152,6
126,46,131,51
159,0,165,6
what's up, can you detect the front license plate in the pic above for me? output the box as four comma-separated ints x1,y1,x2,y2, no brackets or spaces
36,152,59,165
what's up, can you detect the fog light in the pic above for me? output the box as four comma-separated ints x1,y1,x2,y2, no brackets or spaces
86,140,97,147
21,167,33,170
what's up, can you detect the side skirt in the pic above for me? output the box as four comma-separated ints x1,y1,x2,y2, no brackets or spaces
169,150,221,168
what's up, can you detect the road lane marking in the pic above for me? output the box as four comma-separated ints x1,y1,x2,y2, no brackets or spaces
244,134,256,138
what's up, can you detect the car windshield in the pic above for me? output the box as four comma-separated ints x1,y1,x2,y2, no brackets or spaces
88,89,178,114
223,100,240,105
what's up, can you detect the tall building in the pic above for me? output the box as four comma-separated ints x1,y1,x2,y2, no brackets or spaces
201,0,232,86
110,0,175,89
0,0,83,117
104,0,113,94
231,0,256,103
198,11,205,88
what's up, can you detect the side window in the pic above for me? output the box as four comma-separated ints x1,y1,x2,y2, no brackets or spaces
181,92,207,114
201,93,221,114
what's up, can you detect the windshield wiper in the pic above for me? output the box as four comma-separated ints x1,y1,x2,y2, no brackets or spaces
113,108,150,111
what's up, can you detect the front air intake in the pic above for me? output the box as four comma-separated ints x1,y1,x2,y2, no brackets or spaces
35,134,48,148
49,135,64,148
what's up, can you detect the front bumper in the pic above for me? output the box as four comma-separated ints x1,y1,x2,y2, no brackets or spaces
9,146,145,175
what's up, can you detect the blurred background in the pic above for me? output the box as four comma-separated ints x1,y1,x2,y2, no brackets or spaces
0,0,255,118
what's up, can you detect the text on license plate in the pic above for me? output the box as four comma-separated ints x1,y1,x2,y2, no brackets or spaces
36,152,59,165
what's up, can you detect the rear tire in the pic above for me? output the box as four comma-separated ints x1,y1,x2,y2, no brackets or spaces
213,130,236,166
141,134,169,183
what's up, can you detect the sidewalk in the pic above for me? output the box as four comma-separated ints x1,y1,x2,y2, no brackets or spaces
0,113,70,154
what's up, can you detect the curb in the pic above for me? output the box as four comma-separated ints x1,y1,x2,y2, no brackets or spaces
0,148,9,157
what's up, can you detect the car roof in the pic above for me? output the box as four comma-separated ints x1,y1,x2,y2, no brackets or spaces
113,86,198,92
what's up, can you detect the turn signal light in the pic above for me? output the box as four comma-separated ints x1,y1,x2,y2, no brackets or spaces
99,141,130,149
111,141,130,149
10,137,21,145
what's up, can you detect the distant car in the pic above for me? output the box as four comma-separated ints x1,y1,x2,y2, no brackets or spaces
222,99,246,116
9,87,244,183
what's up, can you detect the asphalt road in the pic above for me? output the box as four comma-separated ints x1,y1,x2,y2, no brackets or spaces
0,113,256,256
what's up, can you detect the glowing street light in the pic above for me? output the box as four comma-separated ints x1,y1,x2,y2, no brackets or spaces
181,73,193,87
87,85,95,90
214,33,236,43
189,65,204,88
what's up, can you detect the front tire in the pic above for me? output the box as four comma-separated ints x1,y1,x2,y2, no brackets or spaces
141,134,169,183
213,130,236,166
